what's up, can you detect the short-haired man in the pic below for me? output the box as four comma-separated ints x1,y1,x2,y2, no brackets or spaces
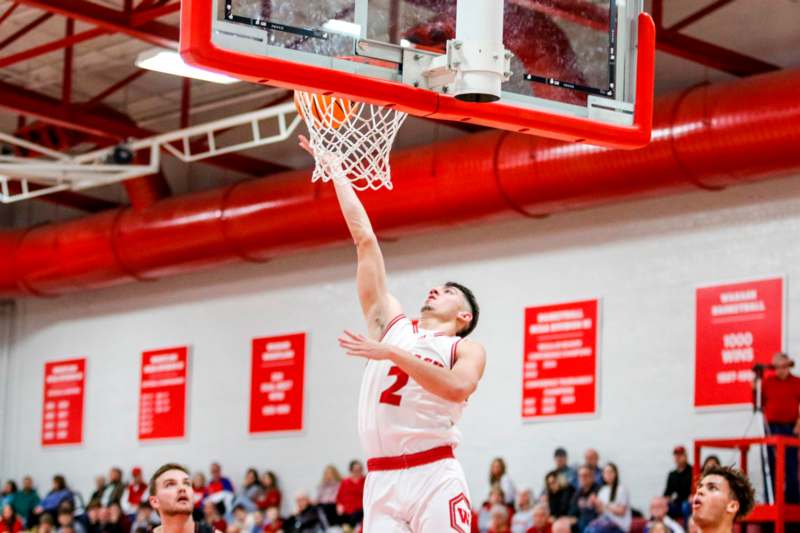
149,464,222,533
761,352,800,503
299,135,486,532
691,466,754,533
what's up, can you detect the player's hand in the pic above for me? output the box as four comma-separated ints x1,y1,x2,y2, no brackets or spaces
338,330,393,361
298,134,315,157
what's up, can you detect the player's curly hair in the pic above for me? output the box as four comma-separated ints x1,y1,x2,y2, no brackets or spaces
445,281,479,337
700,465,755,520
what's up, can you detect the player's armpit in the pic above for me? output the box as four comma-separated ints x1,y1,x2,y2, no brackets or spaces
450,340,487,401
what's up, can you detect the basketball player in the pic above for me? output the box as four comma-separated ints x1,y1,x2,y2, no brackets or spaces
149,464,222,533
691,466,754,533
299,135,486,532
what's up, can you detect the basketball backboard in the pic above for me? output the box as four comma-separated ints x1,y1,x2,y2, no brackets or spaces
181,0,654,149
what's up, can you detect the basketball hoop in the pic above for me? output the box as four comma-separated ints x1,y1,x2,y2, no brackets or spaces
294,90,407,191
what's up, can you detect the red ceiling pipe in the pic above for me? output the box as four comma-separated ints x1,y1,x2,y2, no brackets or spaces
1,69,799,297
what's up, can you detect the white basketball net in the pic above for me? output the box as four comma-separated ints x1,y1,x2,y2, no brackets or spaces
295,90,407,191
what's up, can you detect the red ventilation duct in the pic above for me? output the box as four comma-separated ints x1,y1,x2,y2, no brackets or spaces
1,69,799,297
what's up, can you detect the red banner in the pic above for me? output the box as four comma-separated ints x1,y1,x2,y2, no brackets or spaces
42,358,86,446
695,277,784,408
249,333,305,433
522,300,599,419
138,346,189,440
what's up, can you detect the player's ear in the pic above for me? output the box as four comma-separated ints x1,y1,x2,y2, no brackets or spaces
457,310,472,325
725,499,739,517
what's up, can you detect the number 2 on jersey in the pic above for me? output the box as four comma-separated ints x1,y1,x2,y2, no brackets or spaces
379,366,409,406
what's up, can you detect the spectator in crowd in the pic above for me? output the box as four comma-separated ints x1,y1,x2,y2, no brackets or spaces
644,497,684,533
586,463,631,533
207,464,234,497
56,502,85,533
255,472,280,512
335,460,364,528
647,523,670,533
37,475,74,518
488,504,511,533
490,458,517,508
232,470,262,512
584,450,604,487
102,502,130,533
122,469,148,516
129,501,159,533
543,470,575,519
77,503,101,533
701,456,720,472
526,504,551,533
552,518,572,533
566,465,600,533
663,446,692,521
225,504,247,533
101,469,125,508
282,490,328,533
760,351,800,503
32,514,55,533
691,466,755,533
202,500,226,533
262,507,282,533
315,465,340,525
88,478,106,509
511,489,535,533
554,449,578,489
2,482,17,509
191,473,207,520
479,486,510,533
1,504,23,533
13,477,40,527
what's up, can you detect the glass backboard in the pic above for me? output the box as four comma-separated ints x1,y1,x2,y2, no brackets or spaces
182,0,654,148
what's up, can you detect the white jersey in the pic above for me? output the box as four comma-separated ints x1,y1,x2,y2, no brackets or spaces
358,314,465,458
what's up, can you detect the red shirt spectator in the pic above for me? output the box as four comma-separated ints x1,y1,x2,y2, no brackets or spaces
256,472,281,511
763,373,800,423
207,463,234,496
336,462,365,516
192,473,208,510
124,468,148,513
0,512,23,533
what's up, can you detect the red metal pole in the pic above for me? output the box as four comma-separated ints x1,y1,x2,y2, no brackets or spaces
86,71,147,106
0,2,19,28
739,445,749,475
0,27,108,69
180,78,191,129
666,0,736,33
0,12,53,51
62,18,74,105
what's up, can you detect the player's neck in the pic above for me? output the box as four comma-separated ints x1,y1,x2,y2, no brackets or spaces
157,513,195,533
698,521,734,533
419,316,455,336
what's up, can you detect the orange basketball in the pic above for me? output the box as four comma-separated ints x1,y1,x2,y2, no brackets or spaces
294,91,359,130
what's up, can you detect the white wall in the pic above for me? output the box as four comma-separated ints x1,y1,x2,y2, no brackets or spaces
3,172,800,515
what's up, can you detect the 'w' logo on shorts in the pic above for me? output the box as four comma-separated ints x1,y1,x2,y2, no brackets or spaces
448,493,471,533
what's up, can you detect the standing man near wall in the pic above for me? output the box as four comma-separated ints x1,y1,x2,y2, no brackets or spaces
761,352,800,503
300,135,487,533
149,464,222,533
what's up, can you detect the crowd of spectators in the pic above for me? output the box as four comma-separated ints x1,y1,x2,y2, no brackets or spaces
0,446,729,533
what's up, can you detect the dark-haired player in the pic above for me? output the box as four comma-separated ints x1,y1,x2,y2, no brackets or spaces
300,135,486,532
692,466,755,533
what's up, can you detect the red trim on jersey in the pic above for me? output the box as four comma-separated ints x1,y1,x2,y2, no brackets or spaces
412,322,419,334
380,314,406,342
450,339,462,369
367,445,454,471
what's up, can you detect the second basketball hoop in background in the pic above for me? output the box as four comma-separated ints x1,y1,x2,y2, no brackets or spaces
294,90,407,191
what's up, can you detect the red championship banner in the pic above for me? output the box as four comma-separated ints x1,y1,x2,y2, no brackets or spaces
522,300,599,420
42,358,86,446
138,346,189,440
249,333,305,433
695,277,784,408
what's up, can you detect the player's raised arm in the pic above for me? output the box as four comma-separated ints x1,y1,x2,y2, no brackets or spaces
299,136,402,339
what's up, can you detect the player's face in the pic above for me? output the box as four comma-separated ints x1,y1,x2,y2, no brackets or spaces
692,475,738,528
149,470,194,517
421,285,470,323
